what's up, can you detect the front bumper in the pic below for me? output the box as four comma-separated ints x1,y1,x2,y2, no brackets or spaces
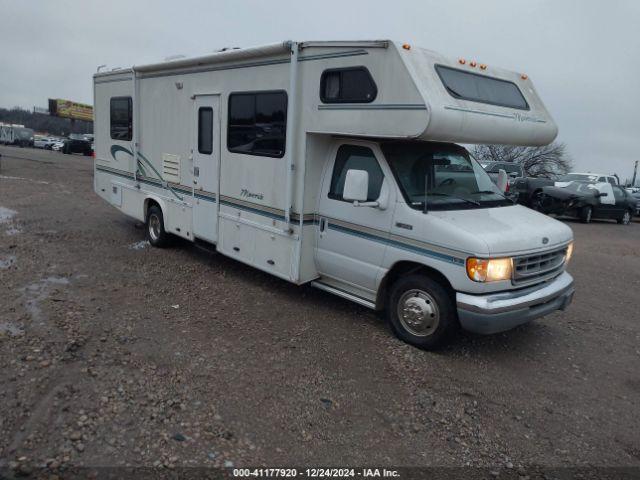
456,271,574,335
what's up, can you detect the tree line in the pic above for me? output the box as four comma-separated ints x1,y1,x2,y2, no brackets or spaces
0,107,93,136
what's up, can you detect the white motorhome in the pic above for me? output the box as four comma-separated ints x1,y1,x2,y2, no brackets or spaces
93,40,575,349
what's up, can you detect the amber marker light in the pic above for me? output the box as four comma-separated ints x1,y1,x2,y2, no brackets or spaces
521,73,529,80
480,64,487,70
466,258,513,282
469,61,477,68
402,43,411,50
458,58,466,65
565,242,574,264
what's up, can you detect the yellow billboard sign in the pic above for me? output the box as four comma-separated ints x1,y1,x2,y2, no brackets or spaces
48,99,93,122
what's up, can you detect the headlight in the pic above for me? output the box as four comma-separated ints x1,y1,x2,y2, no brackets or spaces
565,242,574,264
466,257,513,282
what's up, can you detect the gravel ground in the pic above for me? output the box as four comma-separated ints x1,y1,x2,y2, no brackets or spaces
0,145,639,476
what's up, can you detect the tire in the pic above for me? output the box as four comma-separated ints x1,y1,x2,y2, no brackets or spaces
617,210,632,225
580,205,592,223
530,190,544,212
387,274,458,350
146,205,170,248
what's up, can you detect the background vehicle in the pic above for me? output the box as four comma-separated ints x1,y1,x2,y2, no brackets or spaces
555,172,618,187
625,188,640,216
537,181,635,224
481,161,524,183
51,139,66,151
34,136,58,149
62,137,93,155
0,125,35,147
512,172,619,209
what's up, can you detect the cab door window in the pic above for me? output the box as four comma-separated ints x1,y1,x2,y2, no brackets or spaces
328,145,384,202
612,186,625,202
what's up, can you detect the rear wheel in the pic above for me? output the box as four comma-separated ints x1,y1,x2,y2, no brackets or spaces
387,274,457,350
146,205,170,248
580,205,592,223
617,210,632,225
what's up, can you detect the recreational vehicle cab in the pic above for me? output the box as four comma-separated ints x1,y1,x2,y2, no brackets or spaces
93,40,575,349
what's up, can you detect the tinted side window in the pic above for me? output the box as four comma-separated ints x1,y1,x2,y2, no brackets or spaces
198,107,213,154
613,187,624,201
435,65,529,110
320,67,377,103
329,145,384,202
110,97,132,141
227,91,287,158
607,177,617,186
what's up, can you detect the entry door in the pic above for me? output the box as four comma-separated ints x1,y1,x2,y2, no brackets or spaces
315,142,395,294
192,95,220,243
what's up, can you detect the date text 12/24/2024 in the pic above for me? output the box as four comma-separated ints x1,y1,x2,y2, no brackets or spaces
233,468,400,478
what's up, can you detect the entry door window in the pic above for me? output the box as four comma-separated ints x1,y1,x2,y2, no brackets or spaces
198,107,214,154
328,145,384,202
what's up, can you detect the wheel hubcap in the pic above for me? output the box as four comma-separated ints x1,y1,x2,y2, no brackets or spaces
623,212,630,224
586,209,592,222
149,214,161,241
397,289,440,337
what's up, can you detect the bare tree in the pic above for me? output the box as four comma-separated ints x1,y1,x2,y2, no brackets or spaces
471,142,572,178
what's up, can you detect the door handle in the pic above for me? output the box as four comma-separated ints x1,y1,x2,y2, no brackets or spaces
319,218,326,232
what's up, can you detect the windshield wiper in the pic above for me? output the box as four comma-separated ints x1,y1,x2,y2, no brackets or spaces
426,192,481,206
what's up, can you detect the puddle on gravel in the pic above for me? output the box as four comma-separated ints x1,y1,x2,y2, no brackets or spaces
22,276,71,324
0,207,17,224
0,175,50,185
129,240,150,250
0,321,24,337
0,255,17,269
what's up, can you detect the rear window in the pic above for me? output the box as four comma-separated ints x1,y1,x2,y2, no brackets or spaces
435,65,529,110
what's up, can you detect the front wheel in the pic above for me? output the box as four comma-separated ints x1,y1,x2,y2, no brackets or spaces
617,210,632,225
580,205,593,223
146,205,170,248
387,274,458,350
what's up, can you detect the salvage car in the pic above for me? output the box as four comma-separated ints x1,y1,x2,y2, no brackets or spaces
62,137,93,156
534,181,635,224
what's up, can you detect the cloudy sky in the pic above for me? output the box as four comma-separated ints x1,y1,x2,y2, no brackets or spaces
1,0,638,180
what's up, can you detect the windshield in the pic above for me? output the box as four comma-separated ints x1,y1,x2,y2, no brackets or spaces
558,173,598,182
382,141,512,211
563,181,598,194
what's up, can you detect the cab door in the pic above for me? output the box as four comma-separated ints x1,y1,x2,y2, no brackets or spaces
192,95,220,243
315,141,395,295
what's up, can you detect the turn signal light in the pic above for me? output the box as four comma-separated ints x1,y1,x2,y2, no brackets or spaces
565,242,574,264
466,257,513,282
402,43,411,50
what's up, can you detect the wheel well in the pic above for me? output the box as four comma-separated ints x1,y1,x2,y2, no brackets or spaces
143,198,160,220
375,261,455,311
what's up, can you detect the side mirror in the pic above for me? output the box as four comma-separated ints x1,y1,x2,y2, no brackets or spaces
496,169,509,193
343,169,369,202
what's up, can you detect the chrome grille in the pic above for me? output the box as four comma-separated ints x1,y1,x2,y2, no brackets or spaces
513,246,567,285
